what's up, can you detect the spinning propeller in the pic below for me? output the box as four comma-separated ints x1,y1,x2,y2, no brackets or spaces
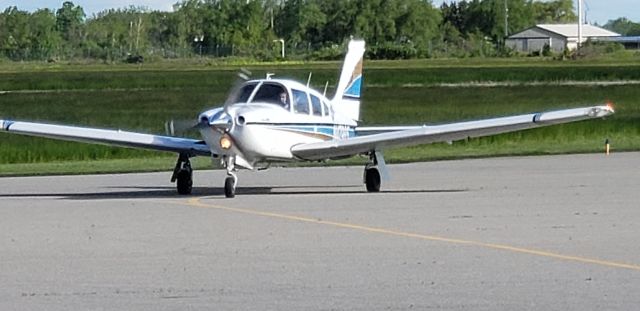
164,68,252,137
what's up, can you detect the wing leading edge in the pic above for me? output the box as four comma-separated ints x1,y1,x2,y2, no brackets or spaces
0,120,211,156
291,105,614,160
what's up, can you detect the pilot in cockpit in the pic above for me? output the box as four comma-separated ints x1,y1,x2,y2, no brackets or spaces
279,91,289,110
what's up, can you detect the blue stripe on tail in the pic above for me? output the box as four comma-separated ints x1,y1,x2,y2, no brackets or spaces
343,75,362,99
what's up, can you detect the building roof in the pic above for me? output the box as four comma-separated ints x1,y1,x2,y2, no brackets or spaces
536,24,620,38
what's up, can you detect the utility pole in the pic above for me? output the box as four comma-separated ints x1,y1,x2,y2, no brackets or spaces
578,0,583,49
504,0,509,38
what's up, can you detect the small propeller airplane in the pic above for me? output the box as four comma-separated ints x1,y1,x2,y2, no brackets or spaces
0,40,614,198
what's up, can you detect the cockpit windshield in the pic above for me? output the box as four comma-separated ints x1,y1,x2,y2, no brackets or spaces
251,83,289,109
231,82,258,103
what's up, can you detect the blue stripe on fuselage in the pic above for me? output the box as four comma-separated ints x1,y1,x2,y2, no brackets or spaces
247,123,355,140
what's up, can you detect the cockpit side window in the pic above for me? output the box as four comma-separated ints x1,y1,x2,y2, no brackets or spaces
292,89,310,115
234,83,258,103
252,83,289,109
322,101,331,117
310,94,322,116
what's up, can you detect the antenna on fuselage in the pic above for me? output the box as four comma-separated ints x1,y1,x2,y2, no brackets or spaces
306,72,312,87
238,68,251,81
266,73,275,80
323,81,329,97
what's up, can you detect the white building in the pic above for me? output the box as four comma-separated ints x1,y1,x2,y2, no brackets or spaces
506,24,620,53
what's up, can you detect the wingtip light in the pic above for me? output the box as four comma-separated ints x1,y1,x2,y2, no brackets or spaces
606,102,615,112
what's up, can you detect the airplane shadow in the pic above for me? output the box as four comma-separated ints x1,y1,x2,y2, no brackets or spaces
0,185,469,200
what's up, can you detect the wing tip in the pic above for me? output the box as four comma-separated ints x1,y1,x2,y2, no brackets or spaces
590,104,615,118
0,119,13,131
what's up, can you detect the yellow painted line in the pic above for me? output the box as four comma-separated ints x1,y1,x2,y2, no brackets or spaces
183,197,640,272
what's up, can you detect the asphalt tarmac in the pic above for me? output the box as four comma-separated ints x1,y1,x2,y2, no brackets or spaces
1,152,639,310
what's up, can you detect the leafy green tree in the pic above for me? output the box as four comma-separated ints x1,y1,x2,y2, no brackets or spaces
29,9,62,60
319,0,358,45
531,0,575,24
440,0,574,50
276,0,326,48
604,18,640,36
56,1,86,57
0,0,592,61
0,7,32,60
56,1,84,39
395,0,441,47
86,7,150,61
503,0,534,35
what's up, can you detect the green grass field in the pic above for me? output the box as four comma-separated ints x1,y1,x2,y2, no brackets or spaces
1,58,638,176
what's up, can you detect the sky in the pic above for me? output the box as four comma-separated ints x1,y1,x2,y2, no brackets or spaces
2,0,639,25
436,0,640,25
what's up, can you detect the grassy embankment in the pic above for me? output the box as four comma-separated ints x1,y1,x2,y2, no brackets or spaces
0,58,638,176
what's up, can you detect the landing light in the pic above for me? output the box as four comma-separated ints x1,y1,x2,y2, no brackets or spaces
220,135,232,150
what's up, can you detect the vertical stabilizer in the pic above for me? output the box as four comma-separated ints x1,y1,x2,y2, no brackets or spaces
332,39,365,121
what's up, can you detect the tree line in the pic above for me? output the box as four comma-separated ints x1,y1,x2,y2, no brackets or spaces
0,0,624,62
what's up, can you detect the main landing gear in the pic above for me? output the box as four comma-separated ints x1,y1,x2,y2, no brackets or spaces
171,153,193,195
364,165,381,192
170,153,237,198
364,151,388,192
223,155,237,198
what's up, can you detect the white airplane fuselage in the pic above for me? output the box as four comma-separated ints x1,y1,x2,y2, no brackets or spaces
197,80,357,169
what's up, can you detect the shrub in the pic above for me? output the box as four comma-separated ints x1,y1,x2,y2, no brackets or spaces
308,45,344,61
576,40,625,59
367,43,418,60
542,44,553,57
125,54,144,64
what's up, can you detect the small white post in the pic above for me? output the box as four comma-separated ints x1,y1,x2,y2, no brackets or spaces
273,39,285,59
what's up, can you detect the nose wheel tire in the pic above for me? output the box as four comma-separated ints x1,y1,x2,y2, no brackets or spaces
364,167,381,192
224,176,236,198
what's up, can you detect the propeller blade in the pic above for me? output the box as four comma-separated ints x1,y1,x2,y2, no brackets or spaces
209,116,232,132
223,68,252,110
164,119,198,136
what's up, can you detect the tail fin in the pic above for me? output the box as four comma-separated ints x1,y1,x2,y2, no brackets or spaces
332,39,365,122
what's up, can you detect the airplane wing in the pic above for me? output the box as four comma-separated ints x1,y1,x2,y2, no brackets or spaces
291,105,614,160
0,120,211,156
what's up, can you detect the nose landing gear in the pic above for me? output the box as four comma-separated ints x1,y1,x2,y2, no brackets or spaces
224,174,237,198
223,155,237,198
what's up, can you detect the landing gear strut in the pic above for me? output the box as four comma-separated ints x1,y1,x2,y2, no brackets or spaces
223,155,237,198
171,153,193,195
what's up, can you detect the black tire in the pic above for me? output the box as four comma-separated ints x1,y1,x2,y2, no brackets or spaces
176,170,192,195
224,176,236,198
365,167,381,192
